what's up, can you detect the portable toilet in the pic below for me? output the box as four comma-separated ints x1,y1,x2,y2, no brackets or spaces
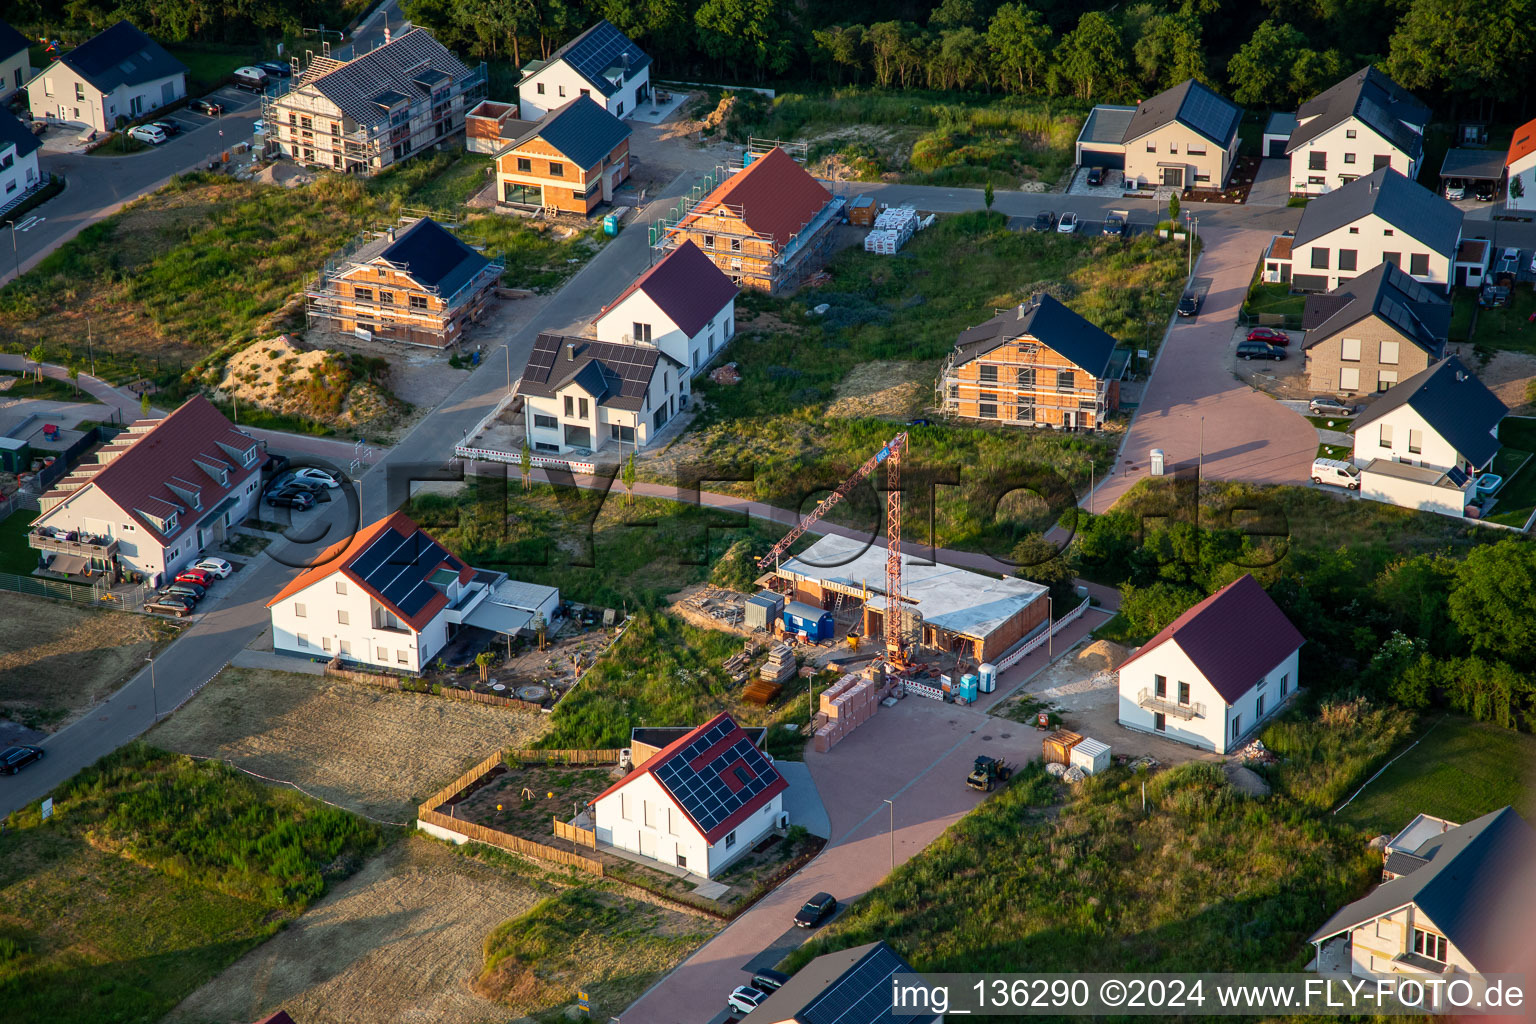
783,601,834,641
743,150,757,168
1150,448,1166,476
744,591,785,632
978,663,997,693
1070,737,1111,776
959,674,979,703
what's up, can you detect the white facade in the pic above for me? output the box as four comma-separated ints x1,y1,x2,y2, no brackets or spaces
1117,640,1299,754
0,47,30,101
1290,119,1419,196
592,768,783,878
1358,461,1473,518
0,131,39,207
592,290,736,375
523,355,687,455
1293,213,1456,292
1351,404,1462,474
519,62,648,121
28,62,185,132
269,569,469,672
1509,150,1536,213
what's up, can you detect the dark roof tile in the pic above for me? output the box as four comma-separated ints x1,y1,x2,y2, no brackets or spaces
504,95,630,170
1348,356,1507,468
1121,79,1241,149
0,110,41,161
596,241,737,338
1293,167,1462,254
1301,262,1449,357
752,942,939,1024
56,20,186,92
0,19,28,57
1289,66,1429,158
307,29,472,127
352,218,492,296
518,334,675,412
953,293,1118,379
529,20,650,97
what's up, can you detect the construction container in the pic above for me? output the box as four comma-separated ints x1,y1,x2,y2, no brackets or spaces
745,591,785,632
783,601,834,641
979,663,997,693
848,195,876,227
1042,729,1084,765
1070,737,1111,776
959,674,979,703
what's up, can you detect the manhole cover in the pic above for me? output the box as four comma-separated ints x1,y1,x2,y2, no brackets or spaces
1001,733,1012,739
982,735,993,741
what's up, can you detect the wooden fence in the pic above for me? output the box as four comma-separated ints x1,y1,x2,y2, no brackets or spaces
505,748,624,765
553,818,598,849
420,750,507,814
419,807,605,875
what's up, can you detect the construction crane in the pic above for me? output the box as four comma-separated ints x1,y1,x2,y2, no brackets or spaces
757,432,910,668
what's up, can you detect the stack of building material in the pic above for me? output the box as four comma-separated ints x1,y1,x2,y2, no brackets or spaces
742,678,783,705
863,229,900,254
874,205,919,241
812,670,884,753
760,643,796,683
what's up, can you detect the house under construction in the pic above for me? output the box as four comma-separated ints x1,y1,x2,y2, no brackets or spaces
264,27,487,175
770,533,1050,664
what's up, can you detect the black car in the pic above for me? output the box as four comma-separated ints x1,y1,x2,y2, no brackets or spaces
274,479,332,502
1177,293,1200,317
266,489,316,510
263,452,291,477
1475,181,1497,202
794,892,837,928
257,60,294,79
751,969,790,993
187,97,223,115
1029,211,1056,233
149,119,181,136
153,591,197,610
1236,340,1286,360
0,744,44,774
1086,166,1104,186
162,582,206,602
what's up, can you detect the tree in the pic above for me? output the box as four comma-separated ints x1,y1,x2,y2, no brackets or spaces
141,390,152,418
1168,192,1180,222
986,3,1051,93
622,452,637,505
1289,48,1344,103
67,359,80,396
812,24,866,84
1513,174,1527,201
26,342,43,382
1051,13,1127,102
475,650,494,684
695,0,798,79
1011,533,1075,605
867,21,906,88
1448,539,1536,667
1226,20,1307,106
1132,12,1208,91
984,180,995,210
929,0,978,30
1386,0,1536,110
934,27,988,91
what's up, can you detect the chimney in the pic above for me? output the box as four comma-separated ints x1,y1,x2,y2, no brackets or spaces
566,342,576,361
387,225,396,242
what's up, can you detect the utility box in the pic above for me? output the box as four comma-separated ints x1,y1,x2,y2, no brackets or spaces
1150,448,1166,476
744,591,784,632
1070,737,1111,776
848,195,876,227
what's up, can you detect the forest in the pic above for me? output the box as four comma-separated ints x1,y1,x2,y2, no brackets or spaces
1,0,1529,119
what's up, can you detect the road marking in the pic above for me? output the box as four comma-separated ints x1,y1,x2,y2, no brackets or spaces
16,216,41,231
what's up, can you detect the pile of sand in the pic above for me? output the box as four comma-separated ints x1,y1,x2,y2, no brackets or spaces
1075,639,1130,674
216,334,398,432
250,162,314,188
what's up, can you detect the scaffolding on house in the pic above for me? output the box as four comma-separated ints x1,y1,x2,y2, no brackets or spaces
747,137,810,162
935,350,1113,428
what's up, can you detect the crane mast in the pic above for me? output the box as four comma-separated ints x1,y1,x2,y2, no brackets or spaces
757,432,909,668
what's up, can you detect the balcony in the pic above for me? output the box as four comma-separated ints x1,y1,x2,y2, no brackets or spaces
1137,688,1204,720
30,528,118,559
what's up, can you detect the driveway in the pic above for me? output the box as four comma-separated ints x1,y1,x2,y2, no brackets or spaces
1247,158,1291,208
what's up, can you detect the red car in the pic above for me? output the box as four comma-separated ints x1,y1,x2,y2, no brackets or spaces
1246,327,1291,346
174,568,213,588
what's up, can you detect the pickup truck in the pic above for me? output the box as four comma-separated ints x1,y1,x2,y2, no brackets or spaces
1102,210,1128,237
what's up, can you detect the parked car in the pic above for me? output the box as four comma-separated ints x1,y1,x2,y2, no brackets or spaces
0,744,44,774
1444,179,1466,200
257,60,293,79
187,97,223,115
267,489,316,510
292,467,341,489
1086,166,1104,187
1236,340,1286,360
175,567,214,588
1029,211,1056,233
1497,247,1522,276
1475,181,1497,202
794,891,838,928
1309,396,1360,417
145,598,192,617
1311,458,1360,490
274,480,333,503
232,66,269,90
1246,326,1291,346
193,557,233,578
127,124,167,145
1102,210,1128,236
150,592,196,612
162,582,206,602
1176,293,1200,317
727,987,768,1015
751,969,790,993
1056,212,1079,234
149,119,180,136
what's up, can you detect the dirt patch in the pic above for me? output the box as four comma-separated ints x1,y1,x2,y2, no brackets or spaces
454,763,620,839
0,592,181,731
304,326,470,415
1075,639,1130,674
826,360,933,419
165,836,544,1024
1478,349,1536,414
215,334,406,435
148,666,550,821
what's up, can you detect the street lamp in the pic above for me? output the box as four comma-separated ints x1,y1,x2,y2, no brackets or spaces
883,798,894,871
3,219,19,280
144,654,158,722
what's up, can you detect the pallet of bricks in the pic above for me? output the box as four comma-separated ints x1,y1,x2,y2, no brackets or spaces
863,205,918,255
811,666,887,753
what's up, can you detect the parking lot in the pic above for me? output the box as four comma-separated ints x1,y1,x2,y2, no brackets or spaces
140,84,263,143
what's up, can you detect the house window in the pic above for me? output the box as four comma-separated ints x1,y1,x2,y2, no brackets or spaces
1017,366,1035,388
978,392,998,419
1014,404,1033,422
1408,428,1422,453
335,580,347,595
643,801,655,827
297,634,309,647
409,295,428,310
1311,248,1330,270
75,82,85,101
1380,340,1400,365
322,637,332,652
1378,370,1398,391
354,286,374,301
579,398,589,419
1280,673,1289,695
564,396,574,416
534,413,557,429
1343,152,1358,165
376,646,388,661
1178,681,1190,704
1338,249,1357,272
1345,129,1357,139
1309,151,1326,171
1308,176,1325,186
632,322,652,343
1155,675,1167,698
1340,367,1360,392
610,424,635,443
1154,712,1166,732
730,238,741,252
1169,142,1178,154
725,830,737,848
536,82,545,95
1257,693,1266,718
379,291,393,305
1341,337,1362,361
397,650,408,664
1187,143,1206,156
549,162,564,177
1056,370,1073,394
1413,929,1447,964
516,157,531,172
1145,143,1156,153
702,234,715,249
1232,715,1242,739
294,603,306,618
1380,424,1394,448
1348,226,1359,234
1194,173,1210,183
1383,229,1395,237
337,610,350,625
558,85,565,97
1410,253,1430,276
979,364,998,383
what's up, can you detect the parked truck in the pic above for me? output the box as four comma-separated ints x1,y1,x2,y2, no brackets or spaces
966,755,1013,791
1103,210,1129,237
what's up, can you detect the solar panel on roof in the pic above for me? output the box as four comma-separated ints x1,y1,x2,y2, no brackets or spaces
1181,85,1237,144
652,722,779,834
396,579,439,617
802,944,909,1024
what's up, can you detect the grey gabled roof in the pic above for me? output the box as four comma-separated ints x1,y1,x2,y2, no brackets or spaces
1120,79,1241,149
307,28,471,127
56,20,186,93
1078,104,1136,146
1288,66,1429,159
0,110,41,161
0,19,28,58
524,19,650,98
1293,167,1463,254
1301,262,1449,358
518,334,678,412
751,942,939,1024
502,95,630,170
1348,356,1508,469
953,293,1117,379
1309,807,1536,972
350,218,492,296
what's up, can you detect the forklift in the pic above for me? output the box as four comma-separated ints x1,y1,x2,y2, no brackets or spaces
966,755,1013,792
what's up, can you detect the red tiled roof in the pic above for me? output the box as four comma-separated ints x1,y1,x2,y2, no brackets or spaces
1118,574,1304,705
265,511,472,632
1508,118,1536,167
685,147,833,249
254,1013,297,1024
594,240,738,338
44,395,262,543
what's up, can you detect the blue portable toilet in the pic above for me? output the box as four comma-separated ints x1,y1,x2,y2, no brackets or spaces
960,674,979,703
783,601,834,642
743,150,758,168
603,213,620,236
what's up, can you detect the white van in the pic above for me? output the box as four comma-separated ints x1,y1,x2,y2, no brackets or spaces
1312,458,1360,489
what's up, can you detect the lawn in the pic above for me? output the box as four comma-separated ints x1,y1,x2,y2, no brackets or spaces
0,513,36,575
1469,282,1536,354
0,743,382,1024
1331,716,1536,834
1244,280,1306,321
1485,416,1536,527
1449,288,1477,343
164,44,260,92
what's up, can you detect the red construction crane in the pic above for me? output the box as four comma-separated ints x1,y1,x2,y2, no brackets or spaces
757,432,910,667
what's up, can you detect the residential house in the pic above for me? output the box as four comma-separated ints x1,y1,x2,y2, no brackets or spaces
306,217,502,348
1506,118,1536,213
1347,356,1506,517
0,20,32,100
1074,104,1136,169
1116,573,1303,754
1309,807,1536,995
661,146,841,293
589,712,787,878
1284,168,1462,292
591,240,738,374
750,941,941,1024
0,109,43,213
517,333,687,455
266,511,556,672
1301,262,1449,395
939,293,1121,430
28,396,265,583
1285,67,1429,197
493,95,630,215
26,20,186,132
1120,79,1242,190
517,20,650,121
265,28,486,174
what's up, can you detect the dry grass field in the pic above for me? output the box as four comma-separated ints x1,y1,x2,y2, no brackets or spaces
0,592,181,731
148,667,550,821
164,837,547,1024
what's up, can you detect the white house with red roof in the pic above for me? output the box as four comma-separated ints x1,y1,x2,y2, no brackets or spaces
590,712,787,878
28,396,265,582
1506,118,1536,213
265,511,558,672
1116,574,1304,754
592,240,739,375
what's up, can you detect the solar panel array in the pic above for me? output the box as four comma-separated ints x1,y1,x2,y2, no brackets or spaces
350,527,455,620
559,22,642,88
1378,295,1425,341
1180,82,1240,145
520,334,663,409
802,944,918,1024
653,718,780,836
